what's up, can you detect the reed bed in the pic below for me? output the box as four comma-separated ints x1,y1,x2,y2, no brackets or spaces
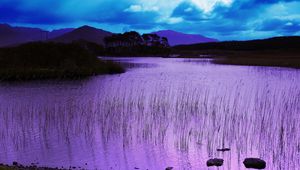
0,63,299,169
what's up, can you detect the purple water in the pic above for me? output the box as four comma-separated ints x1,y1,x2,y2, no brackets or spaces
0,58,299,170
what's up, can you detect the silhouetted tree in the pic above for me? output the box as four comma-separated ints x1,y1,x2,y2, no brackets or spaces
104,31,170,56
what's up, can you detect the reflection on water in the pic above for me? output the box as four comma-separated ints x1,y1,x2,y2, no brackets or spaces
0,58,299,170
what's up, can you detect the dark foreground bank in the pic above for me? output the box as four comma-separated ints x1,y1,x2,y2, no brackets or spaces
0,42,125,81
0,162,86,170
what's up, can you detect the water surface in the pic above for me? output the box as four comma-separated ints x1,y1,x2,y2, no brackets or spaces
0,58,299,170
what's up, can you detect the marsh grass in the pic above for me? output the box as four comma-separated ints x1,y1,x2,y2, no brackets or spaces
0,63,299,169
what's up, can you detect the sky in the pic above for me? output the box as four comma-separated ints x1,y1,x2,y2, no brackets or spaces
1,0,300,40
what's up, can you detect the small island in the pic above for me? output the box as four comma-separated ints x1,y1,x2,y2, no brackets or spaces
0,42,125,81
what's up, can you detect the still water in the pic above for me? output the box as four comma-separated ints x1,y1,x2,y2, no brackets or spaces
0,58,299,170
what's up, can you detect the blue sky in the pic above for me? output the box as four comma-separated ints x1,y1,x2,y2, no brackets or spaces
1,0,300,40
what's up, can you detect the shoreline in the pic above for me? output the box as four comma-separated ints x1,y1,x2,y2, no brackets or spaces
0,162,87,170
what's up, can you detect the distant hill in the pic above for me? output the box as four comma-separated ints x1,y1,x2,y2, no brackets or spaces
0,24,45,47
0,25,217,47
51,25,112,45
173,36,300,51
48,28,75,39
152,30,218,46
0,24,74,47
0,24,113,47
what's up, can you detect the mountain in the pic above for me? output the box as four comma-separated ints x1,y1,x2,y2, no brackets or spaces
0,24,75,47
51,25,112,45
0,24,47,47
48,28,74,39
152,30,218,46
1,24,217,47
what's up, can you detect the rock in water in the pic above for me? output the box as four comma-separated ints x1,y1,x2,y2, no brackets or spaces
206,158,224,167
243,158,266,169
165,167,173,170
217,148,230,152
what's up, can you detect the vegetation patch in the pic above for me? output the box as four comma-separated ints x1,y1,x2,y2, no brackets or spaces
171,36,300,68
0,42,125,81
104,31,171,57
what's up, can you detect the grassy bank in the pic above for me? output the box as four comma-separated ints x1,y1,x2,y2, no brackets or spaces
172,36,300,68
0,165,64,170
0,162,84,170
0,42,125,81
212,50,300,68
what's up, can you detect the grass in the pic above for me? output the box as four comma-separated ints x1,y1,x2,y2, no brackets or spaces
212,50,300,68
0,59,299,169
171,36,300,68
169,49,300,68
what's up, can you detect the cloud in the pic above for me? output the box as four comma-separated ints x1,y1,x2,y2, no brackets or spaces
125,5,143,12
166,17,184,24
0,0,300,40
189,0,233,13
258,18,300,34
171,1,211,21
184,7,193,12
124,4,159,12
169,0,300,39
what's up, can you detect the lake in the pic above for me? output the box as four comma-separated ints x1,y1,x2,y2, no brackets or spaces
0,57,299,170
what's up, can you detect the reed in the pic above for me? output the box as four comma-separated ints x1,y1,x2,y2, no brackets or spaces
0,66,299,169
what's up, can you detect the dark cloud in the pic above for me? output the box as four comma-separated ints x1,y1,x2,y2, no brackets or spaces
171,2,207,21
0,0,299,40
0,0,69,24
168,0,300,39
258,19,300,34
100,11,159,28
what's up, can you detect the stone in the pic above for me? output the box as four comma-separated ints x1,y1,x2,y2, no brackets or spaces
243,158,266,169
217,148,230,152
207,158,224,167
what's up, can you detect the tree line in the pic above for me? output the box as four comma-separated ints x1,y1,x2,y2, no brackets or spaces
104,31,170,56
